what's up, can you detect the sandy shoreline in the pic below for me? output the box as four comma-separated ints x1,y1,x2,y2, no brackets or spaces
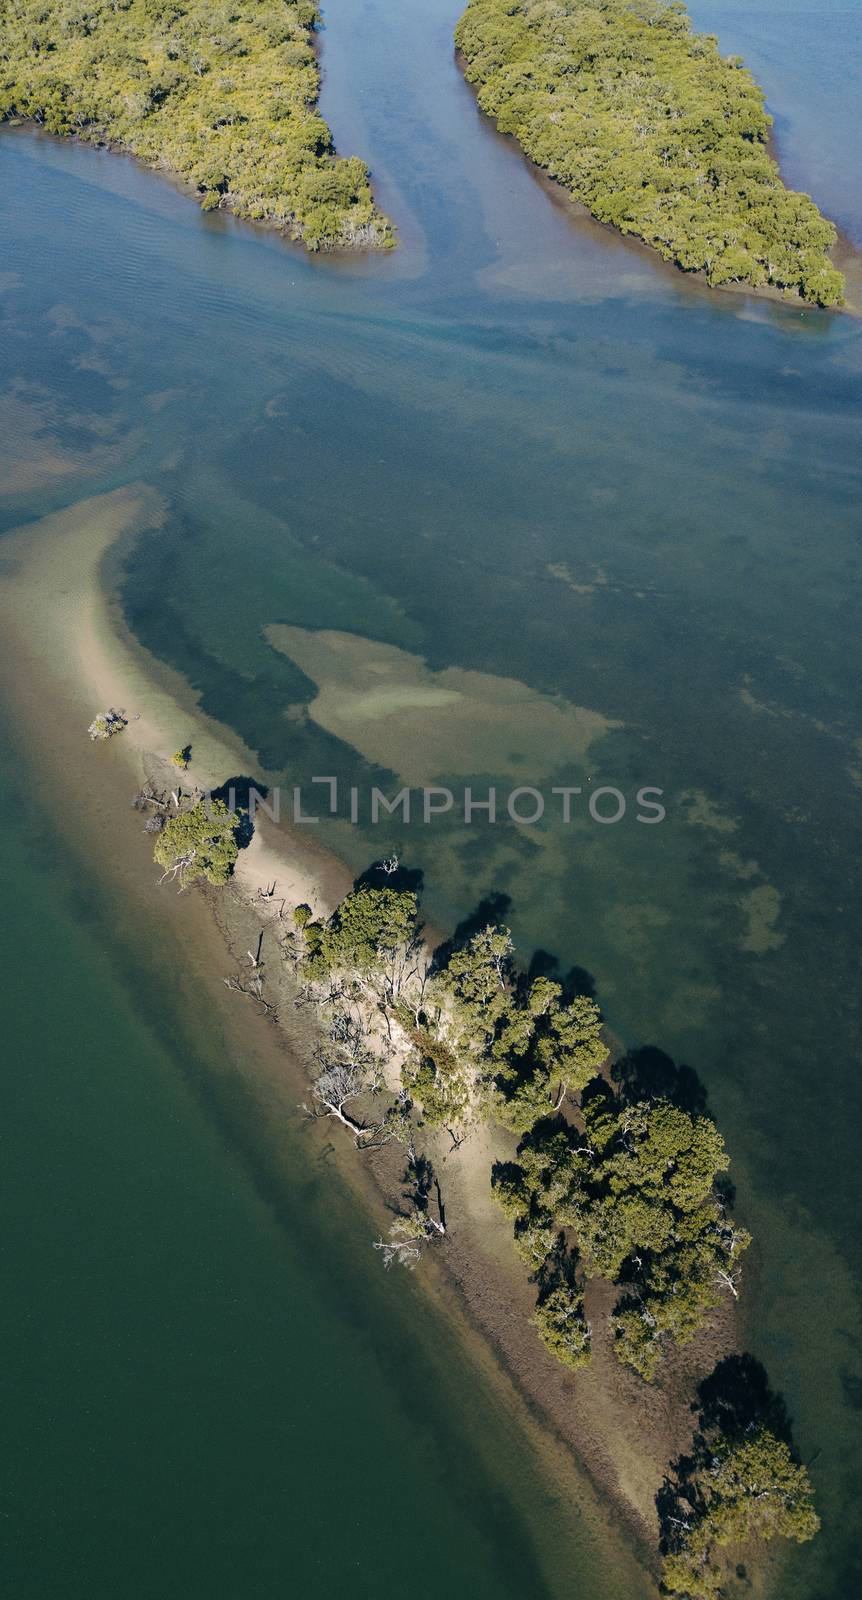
0,482,354,910
0,483,775,1598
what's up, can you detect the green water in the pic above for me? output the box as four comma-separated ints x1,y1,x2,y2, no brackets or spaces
1,723,635,1600
1,0,861,1595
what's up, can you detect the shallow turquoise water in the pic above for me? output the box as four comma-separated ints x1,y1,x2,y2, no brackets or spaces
1,1,861,1595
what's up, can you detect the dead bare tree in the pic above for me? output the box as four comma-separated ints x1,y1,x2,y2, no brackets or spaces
303,1010,387,1145
303,1010,412,1151
305,1055,376,1143
372,1206,445,1269
396,956,433,1027
372,1216,426,1268
328,1008,375,1065
404,1144,446,1236
223,971,273,1015
158,850,197,889
714,1217,747,1299
716,1267,741,1299
133,783,171,814
256,883,286,919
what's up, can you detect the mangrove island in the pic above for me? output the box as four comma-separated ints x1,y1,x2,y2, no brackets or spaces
0,0,392,248
455,0,845,304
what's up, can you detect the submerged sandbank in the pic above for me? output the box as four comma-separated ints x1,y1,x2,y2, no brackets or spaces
0,483,661,1597
1,484,790,1599
0,483,352,914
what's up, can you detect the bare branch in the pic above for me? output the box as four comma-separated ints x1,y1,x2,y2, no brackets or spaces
223,973,274,1015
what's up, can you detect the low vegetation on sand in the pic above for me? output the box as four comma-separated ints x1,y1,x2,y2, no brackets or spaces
87,707,127,740
142,800,818,1596
291,878,745,1383
281,878,818,1594
455,0,844,304
0,0,391,249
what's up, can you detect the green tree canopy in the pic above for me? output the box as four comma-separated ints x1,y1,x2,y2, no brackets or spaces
455,0,844,304
492,979,609,1131
404,926,610,1132
662,1427,819,1597
302,886,419,986
153,797,240,887
492,1088,749,1378
0,0,391,249
532,1280,591,1369
401,1026,473,1130
435,924,515,1047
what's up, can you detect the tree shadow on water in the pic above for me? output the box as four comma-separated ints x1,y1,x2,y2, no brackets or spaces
657,1354,797,1553
432,891,512,970
694,1353,794,1446
563,964,598,1001
526,947,560,983
210,776,268,850
612,1044,709,1116
524,948,597,1001
353,859,425,897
